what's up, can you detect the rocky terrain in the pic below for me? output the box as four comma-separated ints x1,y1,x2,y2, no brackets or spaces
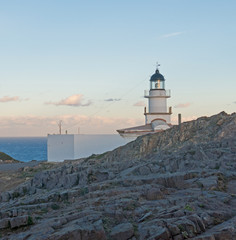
0,152,19,164
0,111,236,240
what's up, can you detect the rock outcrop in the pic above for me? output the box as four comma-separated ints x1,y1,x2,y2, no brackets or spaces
0,111,236,239
0,152,19,163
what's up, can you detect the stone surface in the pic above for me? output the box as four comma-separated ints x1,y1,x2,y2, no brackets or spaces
0,219,9,229
0,112,236,239
110,222,134,240
9,215,29,229
146,187,163,200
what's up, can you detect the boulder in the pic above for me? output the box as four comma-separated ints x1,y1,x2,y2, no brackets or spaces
0,218,9,229
146,187,164,200
10,215,30,229
110,222,134,240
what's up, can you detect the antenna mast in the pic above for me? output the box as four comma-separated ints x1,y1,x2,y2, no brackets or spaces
58,120,62,135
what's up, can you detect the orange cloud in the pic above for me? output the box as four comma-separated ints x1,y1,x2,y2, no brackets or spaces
174,102,191,108
133,101,146,107
0,115,143,136
0,96,28,102
45,94,92,107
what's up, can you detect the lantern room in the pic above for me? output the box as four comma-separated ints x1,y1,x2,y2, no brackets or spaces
150,69,165,90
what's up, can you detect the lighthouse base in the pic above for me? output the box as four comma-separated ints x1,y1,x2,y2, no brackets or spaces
117,120,172,139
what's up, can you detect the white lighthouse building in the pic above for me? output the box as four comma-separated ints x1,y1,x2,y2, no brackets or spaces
144,67,172,126
117,66,172,138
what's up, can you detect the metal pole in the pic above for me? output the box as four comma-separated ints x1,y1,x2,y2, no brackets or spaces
178,114,182,125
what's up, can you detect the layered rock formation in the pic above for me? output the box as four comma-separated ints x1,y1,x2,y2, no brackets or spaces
0,111,235,240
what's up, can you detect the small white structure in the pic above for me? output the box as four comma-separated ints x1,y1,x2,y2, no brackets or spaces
117,66,172,138
47,134,130,162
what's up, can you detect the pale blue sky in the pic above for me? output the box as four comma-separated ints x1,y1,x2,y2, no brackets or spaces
0,0,235,136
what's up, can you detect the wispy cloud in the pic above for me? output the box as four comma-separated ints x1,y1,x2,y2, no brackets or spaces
234,101,236,104
0,96,28,103
45,94,92,107
104,98,121,102
0,115,143,136
174,102,191,108
133,101,146,107
159,31,184,39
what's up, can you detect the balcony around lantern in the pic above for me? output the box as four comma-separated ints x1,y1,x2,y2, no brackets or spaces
144,89,171,98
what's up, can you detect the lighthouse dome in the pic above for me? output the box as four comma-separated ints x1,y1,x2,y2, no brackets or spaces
150,69,165,82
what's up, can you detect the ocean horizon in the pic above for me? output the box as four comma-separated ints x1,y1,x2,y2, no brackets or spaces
0,135,131,163
0,137,47,162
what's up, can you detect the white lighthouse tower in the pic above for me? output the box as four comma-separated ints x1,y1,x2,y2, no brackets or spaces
144,66,172,129
117,64,172,138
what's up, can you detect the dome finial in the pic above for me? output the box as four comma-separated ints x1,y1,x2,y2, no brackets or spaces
156,61,160,73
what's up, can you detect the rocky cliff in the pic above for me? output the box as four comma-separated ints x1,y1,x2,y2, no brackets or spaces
0,111,236,240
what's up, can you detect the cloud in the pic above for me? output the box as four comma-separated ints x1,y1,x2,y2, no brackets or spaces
234,101,236,104
45,94,92,107
159,31,184,39
0,96,28,103
104,98,121,102
174,102,191,108
0,115,143,136
133,101,146,107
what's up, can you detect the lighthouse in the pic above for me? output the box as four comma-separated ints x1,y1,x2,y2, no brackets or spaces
117,65,172,138
144,66,172,128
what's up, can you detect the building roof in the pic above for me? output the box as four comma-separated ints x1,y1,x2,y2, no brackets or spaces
117,124,153,133
117,120,172,138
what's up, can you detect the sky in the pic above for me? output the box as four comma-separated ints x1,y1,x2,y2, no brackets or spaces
0,0,235,136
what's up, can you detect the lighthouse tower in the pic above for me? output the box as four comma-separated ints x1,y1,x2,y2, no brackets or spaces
144,66,172,129
117,64,172,138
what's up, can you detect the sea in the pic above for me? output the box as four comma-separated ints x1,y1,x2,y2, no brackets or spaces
0,135,132,163
0,137,47,162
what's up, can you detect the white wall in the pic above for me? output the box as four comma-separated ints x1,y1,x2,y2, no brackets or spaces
146,114,171,124
149,98,167,113
146,89,171,124
48,134,131,162
47,134,75,162
148,89,169,113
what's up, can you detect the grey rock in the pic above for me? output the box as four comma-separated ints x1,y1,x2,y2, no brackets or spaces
173,234,184,240
167,223,181,236
138,211,152,222
9,215,29,229
139,166,151,175
149,226,171,240
188,214,206,233
110,222,134,240
192,236,215,240
0,192,10,202
0,218,9,229
146,187,164,200
0,112,236,239
48,219,106,240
